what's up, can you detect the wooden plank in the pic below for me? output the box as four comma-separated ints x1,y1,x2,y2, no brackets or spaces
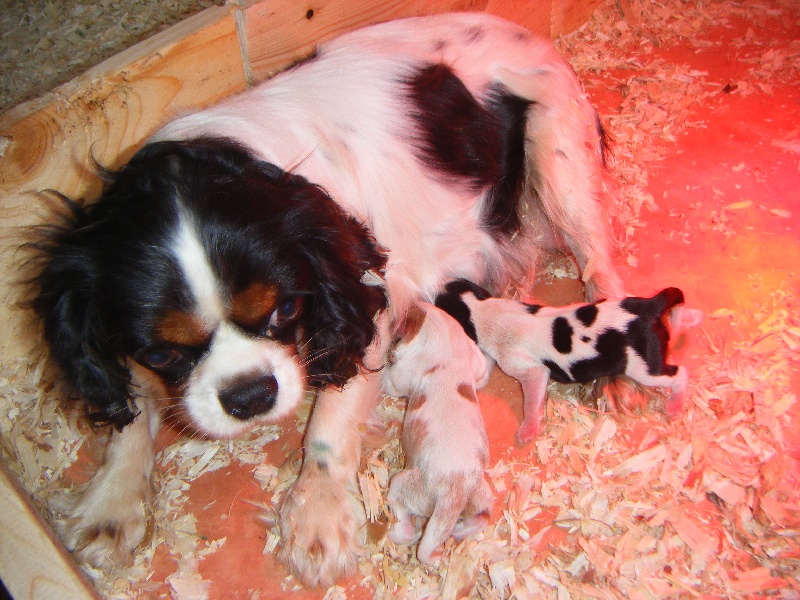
240,0,597,82
240,0,571,82
0,459,100,600
0,6,245,362
241,0,485,82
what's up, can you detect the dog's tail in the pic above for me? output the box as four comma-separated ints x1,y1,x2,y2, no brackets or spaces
416,488,467,565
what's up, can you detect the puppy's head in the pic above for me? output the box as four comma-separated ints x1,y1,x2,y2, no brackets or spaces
385,302,487,398
33,138,386,437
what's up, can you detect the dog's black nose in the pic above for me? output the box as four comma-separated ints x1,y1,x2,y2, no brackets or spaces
218,372,278,420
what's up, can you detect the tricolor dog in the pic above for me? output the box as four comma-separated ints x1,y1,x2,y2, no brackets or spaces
383,302,493,564
32,13,623,585
436,280,702,443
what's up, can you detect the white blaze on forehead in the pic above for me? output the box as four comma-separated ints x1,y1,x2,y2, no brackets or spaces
172,214,225,323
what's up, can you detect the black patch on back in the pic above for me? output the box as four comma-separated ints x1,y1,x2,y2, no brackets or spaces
552,317,573,354
482,88,532,234
405,64,503,191
404,65,531,236
542,359,572,383
436,279,494,343
569,329,628,382
575,303,599,328
524,303,542,315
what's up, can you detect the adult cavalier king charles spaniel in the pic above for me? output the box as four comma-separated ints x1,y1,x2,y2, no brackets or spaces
33,13,623,586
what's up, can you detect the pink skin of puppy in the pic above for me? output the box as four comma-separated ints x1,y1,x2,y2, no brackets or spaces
435,280,703,444
383,302,493,565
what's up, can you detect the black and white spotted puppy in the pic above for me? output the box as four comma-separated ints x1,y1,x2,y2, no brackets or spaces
436,280,703,443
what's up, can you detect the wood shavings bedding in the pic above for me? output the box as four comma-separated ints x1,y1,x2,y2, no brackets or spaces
1,0,798,597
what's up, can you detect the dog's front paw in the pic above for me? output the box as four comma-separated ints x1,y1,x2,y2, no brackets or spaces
62,477,151,569
278,463,365,587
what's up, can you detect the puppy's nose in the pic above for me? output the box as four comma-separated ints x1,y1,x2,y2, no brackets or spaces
218,372,278,420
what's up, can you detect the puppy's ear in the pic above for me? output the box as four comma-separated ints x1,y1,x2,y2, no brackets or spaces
394,303,427,343
288,183,388,387
32,199,136,429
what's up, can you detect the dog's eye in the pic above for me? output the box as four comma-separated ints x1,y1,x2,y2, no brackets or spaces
137,347,188,371
270,297,303,327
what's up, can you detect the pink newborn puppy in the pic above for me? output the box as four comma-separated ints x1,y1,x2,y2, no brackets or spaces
383,302,493,564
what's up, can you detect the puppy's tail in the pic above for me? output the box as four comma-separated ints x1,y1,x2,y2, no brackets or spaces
416,490,466,565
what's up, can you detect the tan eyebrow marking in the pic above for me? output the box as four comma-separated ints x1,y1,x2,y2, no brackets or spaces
156,311,212,347
229,283,279,328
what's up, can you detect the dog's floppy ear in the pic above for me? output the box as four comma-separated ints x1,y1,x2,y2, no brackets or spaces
32,198,137,429
283,179,388,387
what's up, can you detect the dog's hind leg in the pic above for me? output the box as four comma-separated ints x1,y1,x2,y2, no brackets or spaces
416,492,465,565
515,364,551,444
495,65,624,301
387,469,423,546
451,478,493,541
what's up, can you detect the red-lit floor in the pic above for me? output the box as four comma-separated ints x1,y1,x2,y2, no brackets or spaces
72,1,799,598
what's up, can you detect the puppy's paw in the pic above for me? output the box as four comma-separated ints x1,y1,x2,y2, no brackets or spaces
515,418,541,445
278,464,365,587
665,388,686,418
451,512,489,541
389,515,420,546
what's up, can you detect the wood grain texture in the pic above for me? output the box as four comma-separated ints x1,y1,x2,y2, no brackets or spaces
0,459,100,600
242,0,488,82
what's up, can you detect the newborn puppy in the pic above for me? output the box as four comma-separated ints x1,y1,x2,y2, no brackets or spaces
436,280,703,443
383,302,493,564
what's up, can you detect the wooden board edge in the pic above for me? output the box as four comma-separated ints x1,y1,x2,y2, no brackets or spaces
0,459,100,600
